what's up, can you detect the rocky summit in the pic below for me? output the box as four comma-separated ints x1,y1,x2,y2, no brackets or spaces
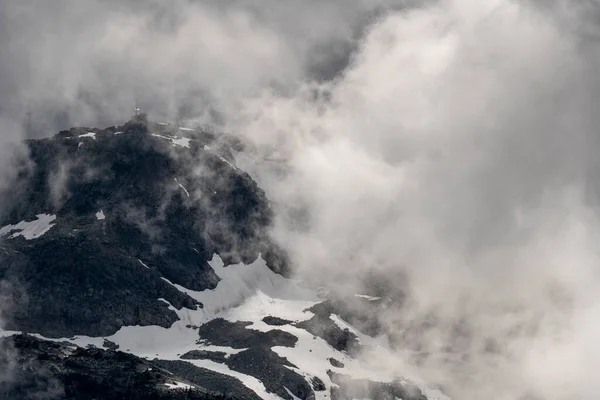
0,117,446,400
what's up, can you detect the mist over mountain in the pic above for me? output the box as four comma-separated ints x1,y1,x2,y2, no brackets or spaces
2,0,600,399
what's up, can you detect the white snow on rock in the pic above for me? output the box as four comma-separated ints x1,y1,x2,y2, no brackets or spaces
201,144,237,170
182,255,317,317
329,314,375,346
78,132,96,140
47,255,319,399
0,214,56,240
218,156,237,170
138,259,150,269
171,137,191,148
284,387,302,400
178,127,194,132
165,381,193,390
174,178,190,198
151,134,191,148
354,294,381,301
95,210,105,220
0,252,452,400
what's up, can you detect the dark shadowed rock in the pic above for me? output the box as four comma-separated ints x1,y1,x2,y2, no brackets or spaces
0,334,260,400
0,119,288,338
262,316,294,326
295,315,360,353
194,318,316,399
197,318,298,349
180,350,228,363
328,358,345,368
227,348,314,400
154,360,263,400
306,298,383,338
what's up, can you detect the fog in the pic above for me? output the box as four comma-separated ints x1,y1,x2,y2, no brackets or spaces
2,0,600,399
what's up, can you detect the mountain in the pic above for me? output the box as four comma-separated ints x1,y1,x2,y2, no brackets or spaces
0,116,448,400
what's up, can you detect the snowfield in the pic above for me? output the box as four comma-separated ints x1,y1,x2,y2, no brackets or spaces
0,214,57,240
0,253,450,400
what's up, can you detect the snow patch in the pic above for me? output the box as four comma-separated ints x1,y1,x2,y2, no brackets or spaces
166,254,318,320
114,131,123,135
329,314,375,346
151,134,191,148
78,132,96,140
219,156,237,170
171,137,191,148
95,210,105,220
165,381,192,390
158,298,177,311
138,259,150,269
284,387,302,400
201,145,237,170
0,214,56,240
178,127,194,132
174,178,190,198
354,294,381,301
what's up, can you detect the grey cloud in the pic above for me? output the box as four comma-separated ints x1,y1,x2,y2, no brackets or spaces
0,0,407,135
4,0,600,399
233,1,600,399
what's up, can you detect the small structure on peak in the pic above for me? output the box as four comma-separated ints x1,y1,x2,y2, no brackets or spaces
132,101,147,123
132,112,148,124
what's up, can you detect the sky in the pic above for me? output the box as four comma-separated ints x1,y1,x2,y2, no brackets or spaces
3,0,600,399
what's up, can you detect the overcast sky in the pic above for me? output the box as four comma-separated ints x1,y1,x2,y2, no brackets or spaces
3,1,600,399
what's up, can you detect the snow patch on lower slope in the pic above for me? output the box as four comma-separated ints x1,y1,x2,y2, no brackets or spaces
165,381,193,390
49,255,317,400
168,254,318,320
216,289,450,400
151,133,191,148
0,253,451,400
0,214,57,240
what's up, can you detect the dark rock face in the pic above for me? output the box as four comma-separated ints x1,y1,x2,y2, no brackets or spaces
262,316,293,326
0,334,262,400
195,318,314,400
197,318,298,349
0,119,287,338
227,348,312,400
306,298,383,338
0,119,441,400
328,358,345,368
153,360,263,400
180,350,228,363
295,315,360,354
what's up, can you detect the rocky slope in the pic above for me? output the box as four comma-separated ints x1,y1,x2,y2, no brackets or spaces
0,116,287,338
0,117,447,400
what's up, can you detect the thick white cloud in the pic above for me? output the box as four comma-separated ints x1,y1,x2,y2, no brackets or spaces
4,0,600,398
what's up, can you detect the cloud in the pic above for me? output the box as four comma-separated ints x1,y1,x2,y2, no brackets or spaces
3,0,600,399
230,1,600,399
0,0,405,134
